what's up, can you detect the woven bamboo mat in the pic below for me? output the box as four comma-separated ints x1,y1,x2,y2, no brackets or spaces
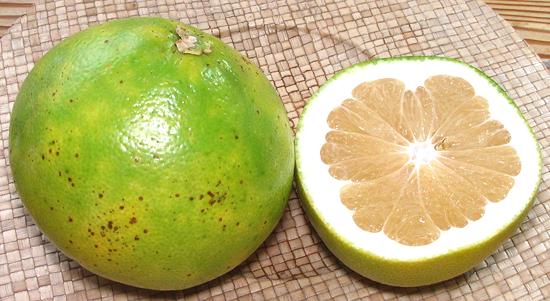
0,0,549,300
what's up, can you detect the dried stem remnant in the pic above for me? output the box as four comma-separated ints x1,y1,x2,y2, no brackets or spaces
175,26,212,55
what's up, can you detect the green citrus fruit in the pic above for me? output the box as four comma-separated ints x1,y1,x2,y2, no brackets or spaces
10,17,294,290
295,56,541,287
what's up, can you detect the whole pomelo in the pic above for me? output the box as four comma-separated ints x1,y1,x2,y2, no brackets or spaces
9,17,294,290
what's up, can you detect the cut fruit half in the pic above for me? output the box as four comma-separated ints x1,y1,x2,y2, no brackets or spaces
296,56,542,287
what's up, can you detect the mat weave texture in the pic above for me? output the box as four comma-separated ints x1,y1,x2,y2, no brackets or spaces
0,0,549,300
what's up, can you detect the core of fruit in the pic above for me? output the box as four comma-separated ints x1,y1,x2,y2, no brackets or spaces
296,56,541,287
9,17,294,290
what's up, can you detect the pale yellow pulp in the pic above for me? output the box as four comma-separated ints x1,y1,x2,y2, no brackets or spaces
321,76,520,246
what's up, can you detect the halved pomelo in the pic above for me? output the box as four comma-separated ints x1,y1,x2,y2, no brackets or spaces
295,56,542,287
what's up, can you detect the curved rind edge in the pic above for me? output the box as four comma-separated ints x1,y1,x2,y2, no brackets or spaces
295,55,543,287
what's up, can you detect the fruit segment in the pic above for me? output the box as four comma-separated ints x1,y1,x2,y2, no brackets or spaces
321,131,408,181
352,79,405,137
327,99,409,145
322,76,521,246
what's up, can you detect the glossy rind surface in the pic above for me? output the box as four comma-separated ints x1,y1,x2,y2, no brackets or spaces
10,17,294,290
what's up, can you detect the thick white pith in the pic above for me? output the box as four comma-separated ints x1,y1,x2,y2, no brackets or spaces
296,59,540,261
